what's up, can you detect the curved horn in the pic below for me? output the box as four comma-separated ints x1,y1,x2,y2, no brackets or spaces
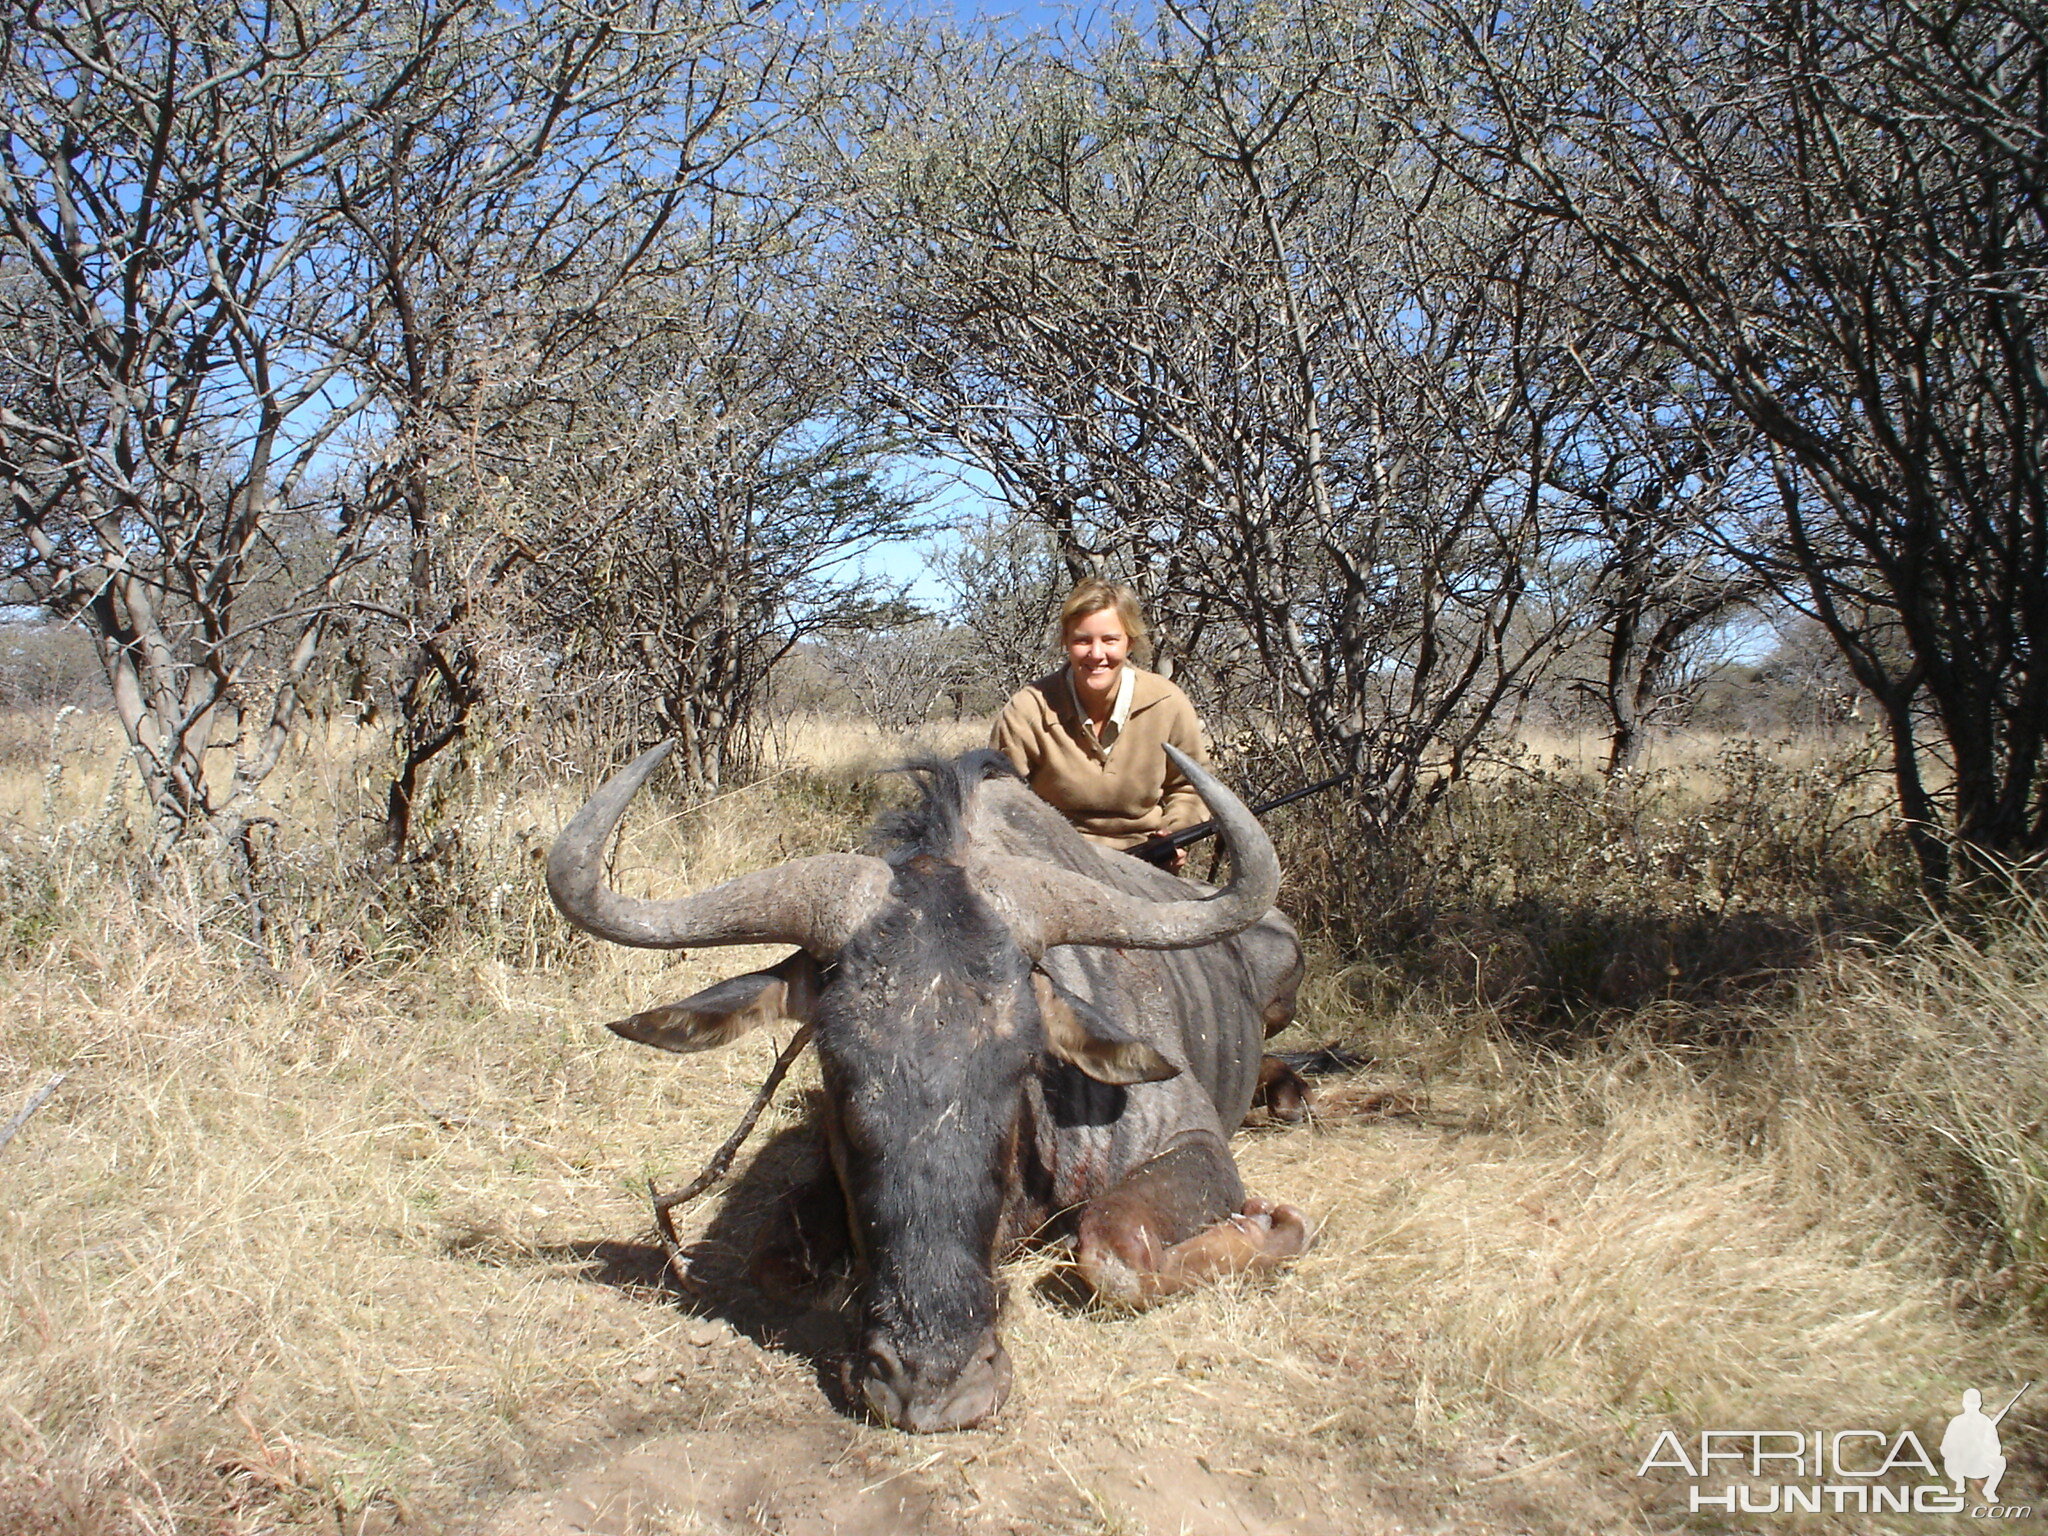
993,746,1281,954
548,742,888,953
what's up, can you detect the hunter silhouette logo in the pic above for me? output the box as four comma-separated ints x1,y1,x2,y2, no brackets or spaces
1944,1384,2029,1505
1638,1382,2034,1519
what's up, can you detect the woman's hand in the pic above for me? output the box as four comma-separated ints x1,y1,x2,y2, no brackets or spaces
1144,830,1187,874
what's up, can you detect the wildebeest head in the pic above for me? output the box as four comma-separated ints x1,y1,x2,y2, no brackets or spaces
547,746,1278,1432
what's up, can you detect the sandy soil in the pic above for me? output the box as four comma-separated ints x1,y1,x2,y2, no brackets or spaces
451,1092,1658,1536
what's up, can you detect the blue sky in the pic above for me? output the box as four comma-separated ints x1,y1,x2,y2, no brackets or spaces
855,454,1012,613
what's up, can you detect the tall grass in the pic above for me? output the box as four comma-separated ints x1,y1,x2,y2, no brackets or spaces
1771,889,2048,1312
1264,730,1915,1033
0,714,856,1532
0,711,2041,1532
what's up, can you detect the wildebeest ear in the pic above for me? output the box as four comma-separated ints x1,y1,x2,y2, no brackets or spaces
1031,970,1180,1086
607,950,822,1054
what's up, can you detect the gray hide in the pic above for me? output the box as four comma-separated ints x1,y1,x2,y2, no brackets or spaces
964,774,1303,1218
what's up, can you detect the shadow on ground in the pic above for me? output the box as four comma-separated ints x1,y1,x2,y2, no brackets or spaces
483,1112,863,1416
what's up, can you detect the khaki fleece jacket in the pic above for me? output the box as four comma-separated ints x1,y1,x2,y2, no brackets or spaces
989,666,1211,848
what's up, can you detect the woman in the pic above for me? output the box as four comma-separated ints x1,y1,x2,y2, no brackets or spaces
990,579,1210,869
995,579,1312,1118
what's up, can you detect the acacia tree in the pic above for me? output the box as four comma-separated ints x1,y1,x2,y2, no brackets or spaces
1540,360,1771,775
843,3,1615,831
1428,0,2048,888
504,259,920,790
928,511,1068,706
0,0,839,853
329,2,835,848
0,0,460,849
827,620,975,730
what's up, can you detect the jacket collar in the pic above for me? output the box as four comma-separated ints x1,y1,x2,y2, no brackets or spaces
1063,664,1135,736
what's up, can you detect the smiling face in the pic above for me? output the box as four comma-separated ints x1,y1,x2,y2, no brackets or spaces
1063,607,1131,713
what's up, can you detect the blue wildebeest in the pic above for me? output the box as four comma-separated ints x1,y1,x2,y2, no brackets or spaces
548,745,1311,1432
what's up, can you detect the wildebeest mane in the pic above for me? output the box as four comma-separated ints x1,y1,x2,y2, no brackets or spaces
872,749,1020,865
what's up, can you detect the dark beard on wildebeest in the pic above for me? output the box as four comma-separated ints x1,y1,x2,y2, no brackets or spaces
818,851,1032,1433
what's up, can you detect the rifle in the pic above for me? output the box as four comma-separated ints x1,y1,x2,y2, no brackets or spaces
1130,772,1350,868
1992,1382,2033,1425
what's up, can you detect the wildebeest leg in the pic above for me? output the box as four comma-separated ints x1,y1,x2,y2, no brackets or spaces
1249,1055,1311,1123
1247,937,1310,1123
750,1165,852,1302
1074,1139,1311,1308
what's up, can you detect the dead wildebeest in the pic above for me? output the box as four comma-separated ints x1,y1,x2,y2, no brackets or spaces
548,744,1311,1432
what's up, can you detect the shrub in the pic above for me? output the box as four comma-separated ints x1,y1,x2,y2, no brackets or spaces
1267,732,1917,1032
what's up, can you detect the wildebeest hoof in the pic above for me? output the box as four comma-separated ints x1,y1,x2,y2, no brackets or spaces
1076,1194,1315,1308
1251,1055,1313,1124
1232,1197,1314,1258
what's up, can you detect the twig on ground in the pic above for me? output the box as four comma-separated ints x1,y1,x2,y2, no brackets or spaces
648,1025,814,1287
0,1070,70,1155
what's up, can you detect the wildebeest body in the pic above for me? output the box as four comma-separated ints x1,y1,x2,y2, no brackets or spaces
549,745,1310,1431
968,772,1302,1137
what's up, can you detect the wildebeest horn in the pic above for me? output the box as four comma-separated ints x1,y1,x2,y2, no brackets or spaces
992,746,1281,953
547,743,890,953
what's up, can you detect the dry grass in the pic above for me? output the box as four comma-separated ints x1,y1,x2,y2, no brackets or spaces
1770,893,2048,1311
1,713,2043,1533
759,712,987,774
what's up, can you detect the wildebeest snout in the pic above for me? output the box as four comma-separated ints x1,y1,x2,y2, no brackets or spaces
850,1331,1013,1433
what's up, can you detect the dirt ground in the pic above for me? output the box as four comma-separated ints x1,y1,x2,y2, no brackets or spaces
473,1423,1503,1536
448,1093,1665,1536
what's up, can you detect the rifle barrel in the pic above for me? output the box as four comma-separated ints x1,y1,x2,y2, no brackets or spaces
1992,1381,2033,1425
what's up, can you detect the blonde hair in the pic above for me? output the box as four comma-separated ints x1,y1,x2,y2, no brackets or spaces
1058,578,1151,665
